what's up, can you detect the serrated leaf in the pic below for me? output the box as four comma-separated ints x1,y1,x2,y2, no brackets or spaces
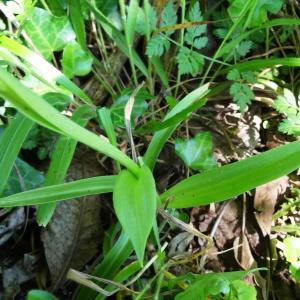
4,158,44,196
24,7,76,60
236,40,253,57
227,69,240,81
278,117,300,136
110,88,151,127
229,280,257,300
273,88,299,117
176,47,204,76
161,0,177,35
184,2,207,50
136,5,157,35
229,82,254,112
241,70,256,83
175,132,217,171
113,165,157,264
61,41,93,78
146,34,170,57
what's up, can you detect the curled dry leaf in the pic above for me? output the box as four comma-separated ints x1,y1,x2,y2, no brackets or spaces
254,176,289,236
233,234,255,270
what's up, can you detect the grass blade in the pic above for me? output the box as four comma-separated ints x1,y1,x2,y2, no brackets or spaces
0,114,34,196
0,68,139,175
36,105,95,226
0,176,116,207
161,140,300,208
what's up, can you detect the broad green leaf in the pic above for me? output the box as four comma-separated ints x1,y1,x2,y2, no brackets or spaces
175,132,217,171
161,140,300,208
0,113,34,196
61,41,93,78
113,165,156,264
144,84,210,171
126,0,139,45
229,82,254,112
283,237,300,263
27,290,58,300
24,7,76,60
37,105,95,226
176,47,204,76
0,176,116,207
228,280,257,300
289,261,300,283
0,67,139,175
4,158,44,196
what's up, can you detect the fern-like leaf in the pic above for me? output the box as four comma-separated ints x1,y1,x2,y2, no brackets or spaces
229,82,254,112
176,47,204,76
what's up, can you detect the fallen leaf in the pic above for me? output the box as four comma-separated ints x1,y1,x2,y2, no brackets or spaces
254,176,289,236
233,233,255,269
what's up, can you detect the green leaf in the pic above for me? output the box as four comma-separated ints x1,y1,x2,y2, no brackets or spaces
175,132,217,172
0,113,34,196
228,0,283,28
113,165,157,264
228,280,257,300
278,118,300,136
175,271,250,300
227,69,241,81
4,158,44,196
229,82,254,112
110,88,151,128
146,34,170,57
0,176,116,207
136,5,157,35
283,237,300,263
176,47,204,76
184,2,207,50
161,140,300,208
273,89,299,117
27,290,58,300
0,67,139,175
24,7,76,60
61,41,93,78
161,0,177,35
289,261,300,283
236,40,253,57
241,71,256,83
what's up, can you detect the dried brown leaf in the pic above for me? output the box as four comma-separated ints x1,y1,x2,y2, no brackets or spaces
254,176,289,236
233,233,255,269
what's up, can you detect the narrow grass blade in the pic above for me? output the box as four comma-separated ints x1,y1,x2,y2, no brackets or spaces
0,68,139,175
0,36,93,105
0,176,116,207
74,231,133,300
161,140,300,208
36,105,95,226
69,0,87,49
221,58,300,73
144,84,210,170
0,114,34,196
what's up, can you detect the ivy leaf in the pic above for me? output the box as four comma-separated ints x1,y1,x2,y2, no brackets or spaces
161,0,177,35
110,88,152,128
229,82,254,112
184,2,207,50
4,158,44,196
176,47,204,76
136,5,157,35
146,34,170,57
175,132,217,172
113,164,157,264
24,7,76,60
61,41,93,78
